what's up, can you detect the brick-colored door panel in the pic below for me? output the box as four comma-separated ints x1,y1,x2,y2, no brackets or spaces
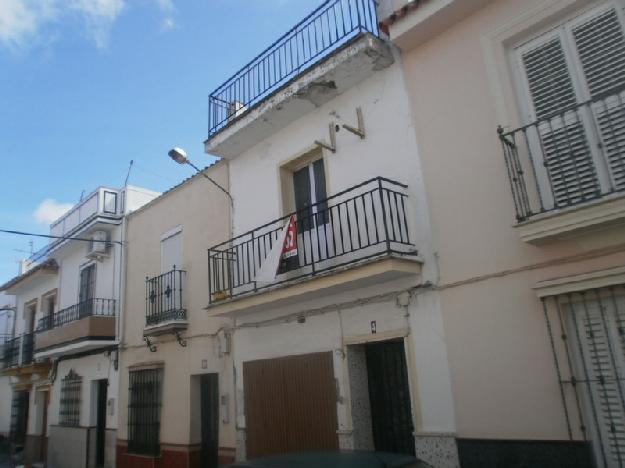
243,351,339,458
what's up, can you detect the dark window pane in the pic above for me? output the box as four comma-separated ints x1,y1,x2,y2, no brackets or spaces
293,165,312,232
313,159,328,225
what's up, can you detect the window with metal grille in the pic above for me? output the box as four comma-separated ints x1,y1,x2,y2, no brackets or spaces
9,391,29,444
59,369,82,427
128,368,163,456
542,284,625,468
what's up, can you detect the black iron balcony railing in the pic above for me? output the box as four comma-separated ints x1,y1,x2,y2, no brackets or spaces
36,298,116,332
208,177,416,303
2,336,20,368
145,268,186,326
498,86,625,222
21,333,33,365
207,0,379,137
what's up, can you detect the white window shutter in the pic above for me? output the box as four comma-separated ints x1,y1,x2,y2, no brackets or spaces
573,7,625,189
572,297,625,466
161,231,182,273
520,37,600,206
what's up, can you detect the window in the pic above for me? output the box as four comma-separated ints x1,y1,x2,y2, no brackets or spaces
24,300,37,334
59,370,82,427
9,391,29,444
160,228,182,274
128,368,163,456
293,158,328,232
78,264,96,317
514,3,625,209
542,285,625,468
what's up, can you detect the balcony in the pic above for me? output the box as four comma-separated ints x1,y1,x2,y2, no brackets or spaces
204,0,393,159
49,187,120,239
1,333,50,375
34,299,116,357
2,335,20,369
499,87,625,243
207,177,421,316
144,268,187,337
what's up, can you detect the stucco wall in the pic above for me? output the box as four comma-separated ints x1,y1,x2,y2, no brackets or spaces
396,0,625,440
0,376,12,435
13,274,58,335
119,162,235,450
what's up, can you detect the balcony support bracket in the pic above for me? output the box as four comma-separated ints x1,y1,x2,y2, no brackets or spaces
342,107,365,139
144,336,157,353
314,123,336,153
174,331,187,348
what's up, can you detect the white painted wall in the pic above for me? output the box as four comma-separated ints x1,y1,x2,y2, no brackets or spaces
225,53,457,450
49,354,119,430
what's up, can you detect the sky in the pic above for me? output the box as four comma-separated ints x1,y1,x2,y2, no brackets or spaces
0,0,320,284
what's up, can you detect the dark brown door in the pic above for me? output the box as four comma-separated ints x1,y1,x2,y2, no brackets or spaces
40,391,49,462
96,380,107,466
365,340,415,455
200,374,219,468
243,351,338,459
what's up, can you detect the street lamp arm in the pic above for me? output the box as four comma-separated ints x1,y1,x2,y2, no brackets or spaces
186,160,233,205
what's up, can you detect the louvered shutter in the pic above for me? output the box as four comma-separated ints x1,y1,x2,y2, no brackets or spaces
572,7,625,189
520,37,600,206
571,296,625,466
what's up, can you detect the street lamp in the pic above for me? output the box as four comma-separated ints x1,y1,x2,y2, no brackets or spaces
168,148,233,205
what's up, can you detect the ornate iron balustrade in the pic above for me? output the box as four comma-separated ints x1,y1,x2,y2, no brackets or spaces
2,336,20,368
208,177,416,303
498,86,625,222
207,0,379,137
145,268,186,326
36,298,116,332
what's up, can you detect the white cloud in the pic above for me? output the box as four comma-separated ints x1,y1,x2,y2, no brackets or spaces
34,199,74,224
0,0,57,50
68,0,125,50
155,0,176,32
0,0,160,51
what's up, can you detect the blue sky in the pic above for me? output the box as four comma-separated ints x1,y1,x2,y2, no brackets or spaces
0,0,320,283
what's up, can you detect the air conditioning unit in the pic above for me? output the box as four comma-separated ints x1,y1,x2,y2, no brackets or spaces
227,100,247,120
86,230,110,260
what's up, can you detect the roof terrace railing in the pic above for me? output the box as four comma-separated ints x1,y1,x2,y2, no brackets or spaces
207,0,380,138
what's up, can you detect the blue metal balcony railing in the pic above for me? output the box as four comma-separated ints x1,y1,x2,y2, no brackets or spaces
207,0,380,138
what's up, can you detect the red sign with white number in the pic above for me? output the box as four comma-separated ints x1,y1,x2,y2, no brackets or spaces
281,215,298,259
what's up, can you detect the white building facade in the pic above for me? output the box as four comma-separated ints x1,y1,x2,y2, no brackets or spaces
203,1,458,465
0,185,158,468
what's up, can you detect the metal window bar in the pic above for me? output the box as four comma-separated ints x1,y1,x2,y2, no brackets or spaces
145,268,186,326
36,298,116,332
59,370,82,427
128,368,163,456
9,390,29,445
207,177,416,303
498,85,625,222
542,285,625,468
207,0,380,137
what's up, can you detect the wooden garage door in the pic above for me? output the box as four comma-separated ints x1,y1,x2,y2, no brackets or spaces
243,351,339,458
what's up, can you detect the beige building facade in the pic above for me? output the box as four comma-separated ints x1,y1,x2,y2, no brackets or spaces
380,0,625,466
117,162,235,468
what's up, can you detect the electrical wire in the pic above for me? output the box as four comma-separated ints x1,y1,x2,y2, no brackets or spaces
0,228,123,245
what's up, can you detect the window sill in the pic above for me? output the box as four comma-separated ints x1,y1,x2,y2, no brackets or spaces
515,193,625,244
